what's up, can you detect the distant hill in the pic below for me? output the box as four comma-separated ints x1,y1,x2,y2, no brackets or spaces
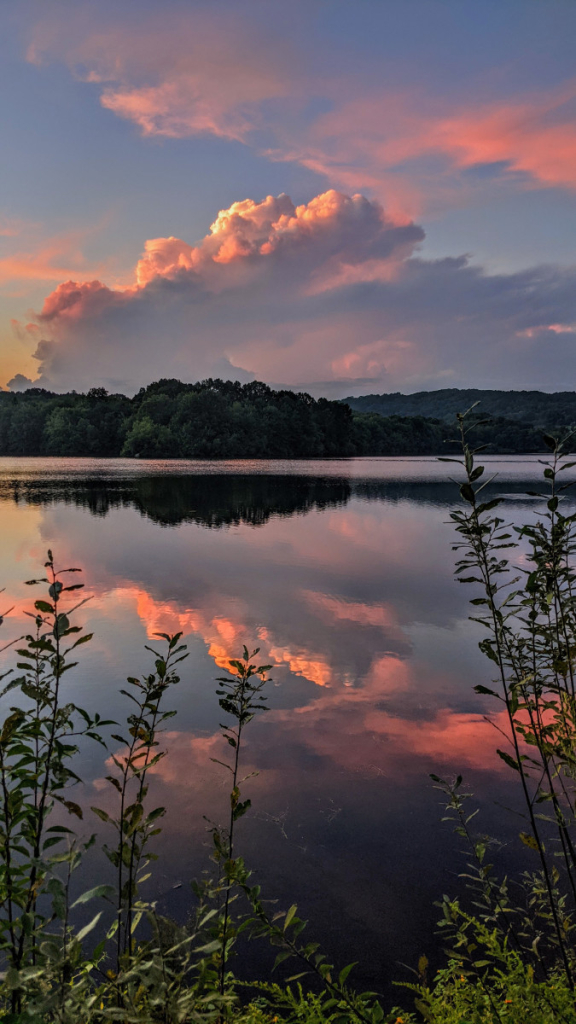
343,389,576,427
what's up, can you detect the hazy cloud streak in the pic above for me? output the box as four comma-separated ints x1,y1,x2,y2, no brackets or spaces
27,11,576,218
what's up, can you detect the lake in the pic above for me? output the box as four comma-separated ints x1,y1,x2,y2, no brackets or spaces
0,455,568,997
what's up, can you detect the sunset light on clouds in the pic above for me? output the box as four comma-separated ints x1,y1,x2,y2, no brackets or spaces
2,0,576,394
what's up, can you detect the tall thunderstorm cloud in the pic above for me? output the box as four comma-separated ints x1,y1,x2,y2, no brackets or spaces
10,189,576,395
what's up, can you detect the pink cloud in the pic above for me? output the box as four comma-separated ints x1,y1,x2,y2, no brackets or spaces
0,504,515,787
101,76,269,143
0,229,107,287
27,10,292,143
0,217,117,389
274,84,576,218
86,699,506,841
26,11,576,220
87,583,345,690
8,186,576,395
110,75,576,223
18,189,430,392
304,590,407,636
517,322,576,339
435,88,576,188
38,279,126,320
0,216,33,239
129,703,502,795
135,191,409,285
281,702,508,775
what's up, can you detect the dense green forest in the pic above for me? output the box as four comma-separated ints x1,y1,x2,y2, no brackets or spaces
344,386,576,425
0,378,570,456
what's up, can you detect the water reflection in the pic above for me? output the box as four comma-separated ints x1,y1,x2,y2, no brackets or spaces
0,461,559,526
1,475,351,527
0,456,573,996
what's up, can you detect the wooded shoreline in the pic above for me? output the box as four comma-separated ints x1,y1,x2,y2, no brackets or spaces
2,379,572,457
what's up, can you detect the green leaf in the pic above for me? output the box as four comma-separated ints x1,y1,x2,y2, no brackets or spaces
497,749,520,771
480,642,499,664
195,939,222,955
62,799,83,819
75,911,103,942
519,831,540,851
43,836,65,850
283,904,298,932
338,961,357,985
91,806,111,823
273,950,292,971
34,600,54,614
70,633,93,649
0,710,24,746
147,806,166,823
473,685,500,698
71,884,115,908
54,613,70,636
232,798,251,821
4,967,20,991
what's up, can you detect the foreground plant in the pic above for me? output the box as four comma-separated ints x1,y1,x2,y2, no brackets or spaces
405,915,575,1024
0,556,233,1022
93,631,188,972
0,553,112,1005
434,412,576,989
210,647,271,999
196,651,390,1024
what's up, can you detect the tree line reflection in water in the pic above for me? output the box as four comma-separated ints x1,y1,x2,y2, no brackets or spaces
0,471,535,527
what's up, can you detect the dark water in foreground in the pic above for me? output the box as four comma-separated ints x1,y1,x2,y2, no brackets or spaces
0,456,571,997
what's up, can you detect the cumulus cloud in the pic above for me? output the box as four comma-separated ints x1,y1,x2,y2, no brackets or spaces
6,373,34,392
12,188,576,395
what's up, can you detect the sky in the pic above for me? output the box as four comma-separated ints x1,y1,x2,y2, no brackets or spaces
2,0,576,397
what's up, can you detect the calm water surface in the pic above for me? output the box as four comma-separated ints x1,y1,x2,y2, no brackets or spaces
0,456,571,995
